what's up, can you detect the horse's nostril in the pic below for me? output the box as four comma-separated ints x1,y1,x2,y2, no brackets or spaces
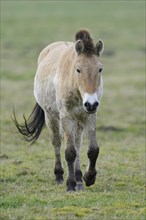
84,102,90,109
93,101,99,108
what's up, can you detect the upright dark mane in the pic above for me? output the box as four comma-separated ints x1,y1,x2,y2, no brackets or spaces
75,30,95,55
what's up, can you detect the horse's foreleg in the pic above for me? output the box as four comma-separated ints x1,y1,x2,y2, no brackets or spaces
45,112,64,184
61,117,77,191
83,116,99,186
75,124,83,190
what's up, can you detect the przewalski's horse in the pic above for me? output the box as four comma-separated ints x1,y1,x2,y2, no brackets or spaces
13,30,104,191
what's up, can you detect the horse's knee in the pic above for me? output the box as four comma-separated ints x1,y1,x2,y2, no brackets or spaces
51,135,61,147
65,146,76,163
87,145,99,160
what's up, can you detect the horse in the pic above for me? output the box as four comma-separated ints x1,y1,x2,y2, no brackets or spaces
13,30,104,191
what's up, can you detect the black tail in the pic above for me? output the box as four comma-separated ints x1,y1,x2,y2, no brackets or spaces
12,103,45,145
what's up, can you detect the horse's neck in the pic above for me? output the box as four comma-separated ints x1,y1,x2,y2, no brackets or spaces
57,47,78,97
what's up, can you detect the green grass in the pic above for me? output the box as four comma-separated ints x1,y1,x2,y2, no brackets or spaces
1,1,145,220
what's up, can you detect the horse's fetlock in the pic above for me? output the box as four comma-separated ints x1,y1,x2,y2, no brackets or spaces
75,169,83,182
54,167,64,176
54,166,64,184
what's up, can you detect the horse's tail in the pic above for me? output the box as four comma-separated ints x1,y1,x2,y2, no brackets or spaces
12,103,45,145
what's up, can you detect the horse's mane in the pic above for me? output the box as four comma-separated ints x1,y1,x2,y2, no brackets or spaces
75,30,95,55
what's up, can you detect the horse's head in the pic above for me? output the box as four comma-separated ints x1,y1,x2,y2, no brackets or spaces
74,30,104,114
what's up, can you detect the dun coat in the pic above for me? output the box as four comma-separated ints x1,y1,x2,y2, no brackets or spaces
13,30,104,191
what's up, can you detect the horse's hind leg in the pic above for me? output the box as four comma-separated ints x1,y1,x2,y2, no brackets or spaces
45,112,64,184
75,124,83,190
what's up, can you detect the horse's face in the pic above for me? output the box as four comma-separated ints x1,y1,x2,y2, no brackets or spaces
75,40,104,114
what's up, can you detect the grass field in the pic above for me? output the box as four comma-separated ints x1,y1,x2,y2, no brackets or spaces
0,1,145,220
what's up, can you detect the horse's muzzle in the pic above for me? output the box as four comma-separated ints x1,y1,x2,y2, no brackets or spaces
84,101,99,114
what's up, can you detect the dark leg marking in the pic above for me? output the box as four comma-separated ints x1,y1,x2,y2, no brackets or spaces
75,170,83,190
54,166,64,184
83,146,99,186
65,146,77,191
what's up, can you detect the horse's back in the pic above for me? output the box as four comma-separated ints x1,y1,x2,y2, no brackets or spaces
38,41,73,65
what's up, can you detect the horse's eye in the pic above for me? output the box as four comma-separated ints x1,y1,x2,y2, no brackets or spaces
99,68,103,73
77,68,81,73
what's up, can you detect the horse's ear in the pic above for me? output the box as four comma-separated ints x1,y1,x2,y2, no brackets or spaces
75,40,84,55
95,40,104,56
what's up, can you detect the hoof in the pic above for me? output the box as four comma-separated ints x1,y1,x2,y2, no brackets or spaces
76,182,83,191
54,169,64,185
66,179,76,192
56,179,64,185
67,188,76,193
83,171,97,187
